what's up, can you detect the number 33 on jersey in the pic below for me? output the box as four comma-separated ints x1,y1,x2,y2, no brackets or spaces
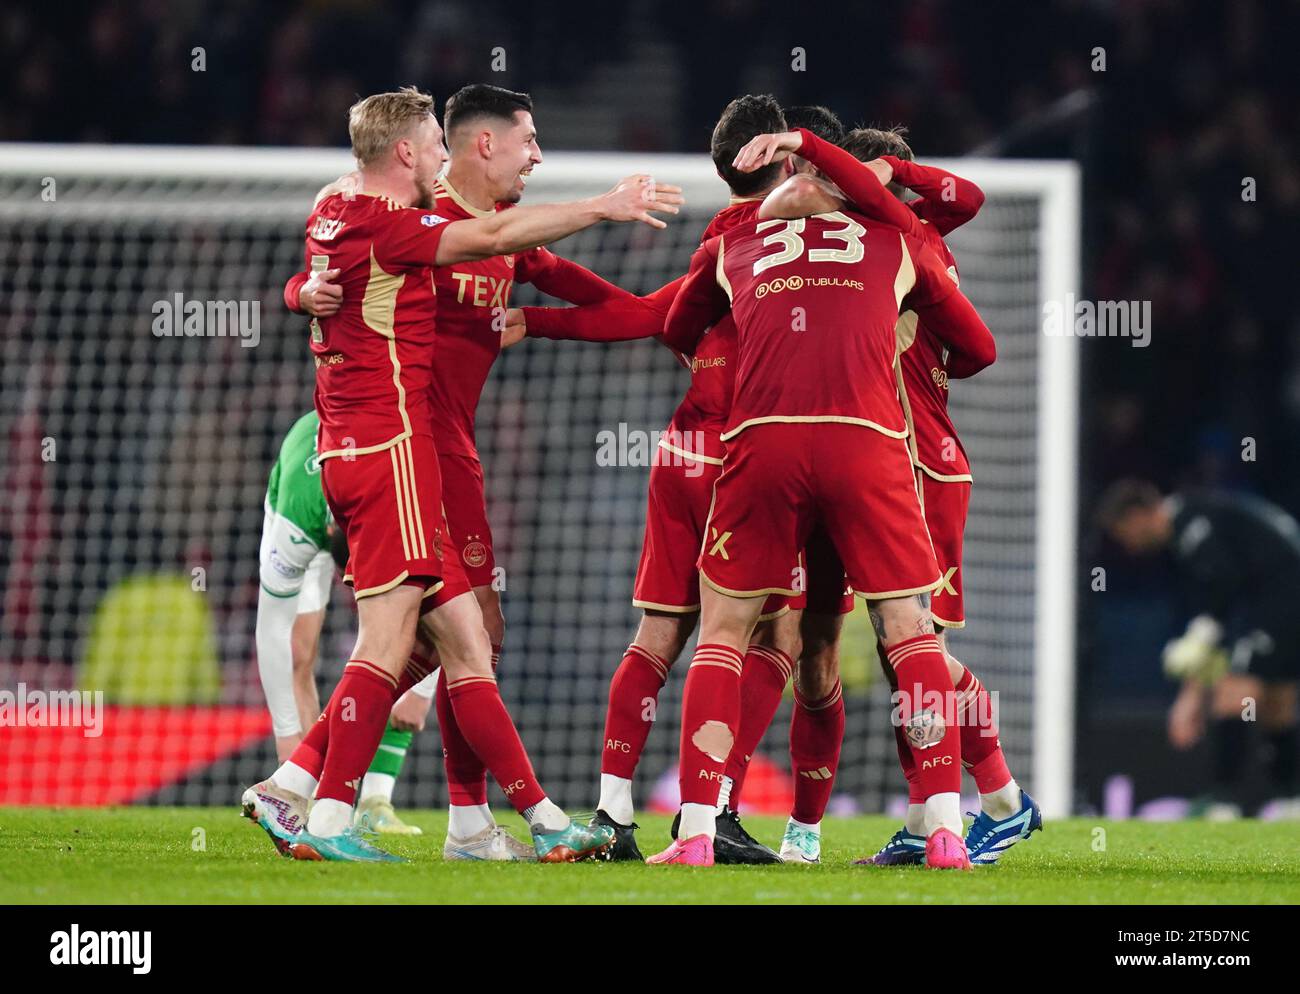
662,208,960,443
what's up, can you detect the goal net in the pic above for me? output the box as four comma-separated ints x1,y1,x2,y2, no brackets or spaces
0,145,1079,817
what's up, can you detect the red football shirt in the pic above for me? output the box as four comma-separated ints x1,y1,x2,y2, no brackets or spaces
302,192,451,460
664,209,960,441
771,135,993,480
896,216,971,480
660,197,763,462
424,177,616,460
289,178,631,461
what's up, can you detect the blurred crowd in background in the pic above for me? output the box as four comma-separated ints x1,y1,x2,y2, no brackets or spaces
2,0,1298,806
6,1,1297,501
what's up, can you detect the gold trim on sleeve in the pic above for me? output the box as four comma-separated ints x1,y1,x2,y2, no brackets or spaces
715,237,733,303
893,231,917,308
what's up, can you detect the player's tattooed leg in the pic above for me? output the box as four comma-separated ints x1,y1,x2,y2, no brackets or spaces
913,593,935,638
868,604,887,643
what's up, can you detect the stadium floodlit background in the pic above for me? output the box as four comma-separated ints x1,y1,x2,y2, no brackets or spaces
0,0,1296,819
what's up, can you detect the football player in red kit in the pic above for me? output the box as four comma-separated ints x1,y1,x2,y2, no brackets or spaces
241,86,683,863
513,96,855,863
648,127,995,869
753,128,1041,866
285,84,663,861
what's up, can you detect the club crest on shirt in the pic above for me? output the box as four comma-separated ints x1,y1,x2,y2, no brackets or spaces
462,539,488,568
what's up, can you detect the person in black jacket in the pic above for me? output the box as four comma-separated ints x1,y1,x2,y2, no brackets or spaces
1098,480,1300,815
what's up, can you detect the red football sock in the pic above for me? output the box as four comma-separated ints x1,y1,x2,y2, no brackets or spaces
315,660,399,805
790,678,845,824
436,663,486,807
289,643,431,783
954,665,1013,793
445,673,544,813
885,635,961,799
429,642,499,807
725,645,793,810
893,722,924,804
288,701,330,780
601,644,670,779
878,639,922,803
678,643,744,806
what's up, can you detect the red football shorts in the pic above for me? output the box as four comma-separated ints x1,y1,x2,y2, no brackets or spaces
321,434,447,599
439,451,497,589
423,515,473,611
632,443,789,618
699,423,941,602
919,473,970,628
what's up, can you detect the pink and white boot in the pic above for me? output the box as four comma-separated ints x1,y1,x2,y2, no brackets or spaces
646,833,715,866
925,827,973,870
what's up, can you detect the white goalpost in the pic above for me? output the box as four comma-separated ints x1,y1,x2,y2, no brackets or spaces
0,144,1079,815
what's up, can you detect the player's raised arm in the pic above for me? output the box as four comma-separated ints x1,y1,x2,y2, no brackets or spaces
905,241,996,377
882,156,985,235
517,250,636,306
514,294,661,344
915,291,996,378
758,173,846,220
662,240,729,356
734,129,921,236
518,275,686,343
434,175,684,265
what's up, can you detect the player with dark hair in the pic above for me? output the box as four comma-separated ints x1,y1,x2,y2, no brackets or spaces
840,125,913,162
511,94,833,864
285,83,677,860
784,104,846,166
644,103,861,845
444,83,533,159
240,86,683,863
649,126,996,868
753,127,1036,865
1099,480,1300,815
709,93,790,196
841,126,986,234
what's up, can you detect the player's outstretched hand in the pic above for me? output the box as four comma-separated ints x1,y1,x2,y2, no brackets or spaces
300,268,342,317
501,307,527,348
601,175,684,229
732,131,804,173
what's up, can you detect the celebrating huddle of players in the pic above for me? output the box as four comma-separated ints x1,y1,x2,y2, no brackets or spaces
243,82,1043,869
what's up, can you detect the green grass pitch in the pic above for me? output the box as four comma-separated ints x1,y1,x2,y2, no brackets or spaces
2,807,1298,904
